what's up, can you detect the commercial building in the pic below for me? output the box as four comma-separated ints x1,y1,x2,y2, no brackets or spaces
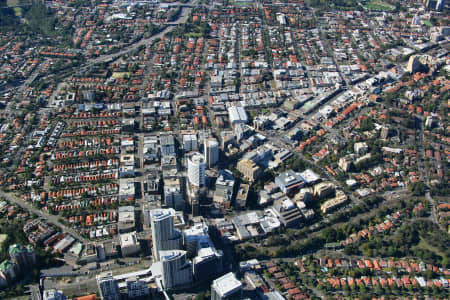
237,159,262,182
150,208,182,261
126,276,150,298
120,232,141,257
272,198,303,228
320,190,348,213
313,182,335,199
119,178,135,201
118,206,135,233
187,152,206,187
164,177,183,210
354,142,369,155
183,134,198,152
83,243,99,263
275,170,305,195
213,170,235,209
43,289,66,300
160,250,192,290
235,184,249,210
338,154,355,172
211,272,243,300
160,135,176,157
407,55,423,74
204,138,219,168
183,222,223,281
228,106,248,126
96,272,120,300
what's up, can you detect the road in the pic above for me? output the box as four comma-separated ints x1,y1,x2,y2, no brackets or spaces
16,58,49,94
0,190,87,243
85,1,198,66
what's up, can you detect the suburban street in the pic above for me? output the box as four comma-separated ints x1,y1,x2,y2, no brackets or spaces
0,190,87,243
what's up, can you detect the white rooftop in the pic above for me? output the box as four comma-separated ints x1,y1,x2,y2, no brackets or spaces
120,232,138,247
212,272,242,297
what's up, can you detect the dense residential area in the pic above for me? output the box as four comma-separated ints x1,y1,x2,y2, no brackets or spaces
0,0,448,299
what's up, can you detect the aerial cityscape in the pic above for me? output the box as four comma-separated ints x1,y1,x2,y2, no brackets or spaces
0,0,448,299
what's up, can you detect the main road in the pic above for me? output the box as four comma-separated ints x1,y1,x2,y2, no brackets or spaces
86,0,199,66
0,190,87,243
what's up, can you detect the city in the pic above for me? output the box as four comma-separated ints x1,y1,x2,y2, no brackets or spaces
0,0,448,299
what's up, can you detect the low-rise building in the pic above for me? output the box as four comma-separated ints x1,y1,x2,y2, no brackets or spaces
275,170,305,195
237,159,262,181
118,206,135,233
213,170,235,209
43,289,66,300
272,198,303,227
126,276,150,298
320,190,348,213
120,232,140,257
211,272,243,300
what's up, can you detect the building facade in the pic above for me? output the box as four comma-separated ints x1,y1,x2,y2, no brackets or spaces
160,250,192,290
96,272,121,300
150,208,182,261
187,152,206,187
204,138,219,168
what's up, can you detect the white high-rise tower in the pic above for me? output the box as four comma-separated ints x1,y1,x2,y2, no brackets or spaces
187,152,206,187
150,208,182,261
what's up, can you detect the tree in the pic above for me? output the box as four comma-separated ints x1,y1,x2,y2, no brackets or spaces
409,181,425,196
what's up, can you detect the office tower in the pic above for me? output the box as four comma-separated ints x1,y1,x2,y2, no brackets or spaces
160,250,192,290
211,272,243,300
164,177,183,210
183,134,198,152
97,272,121,300
150,208,182,261
184,223,223,281
160,135,176,157
187,152,206,187
204,138,219,168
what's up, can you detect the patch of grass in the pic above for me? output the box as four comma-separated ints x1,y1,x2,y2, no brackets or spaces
13,7,22,16
0,234,7,247
185,32,202,38
415,237,446,258
112,72,130,79
364,0,395,11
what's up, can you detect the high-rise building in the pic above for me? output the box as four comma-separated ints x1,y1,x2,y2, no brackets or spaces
8,244,36,273
164,177,183,210
160,250,192,290
150,208,182,261
160,135,176,157
204,138,219,168
96,272,120,300
211,272,242,300
183,134,198,152
0,260,16,286
184,223,223,281
436,0,445,10
213,169,235,209
187,152,206,187
407,55,422,74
